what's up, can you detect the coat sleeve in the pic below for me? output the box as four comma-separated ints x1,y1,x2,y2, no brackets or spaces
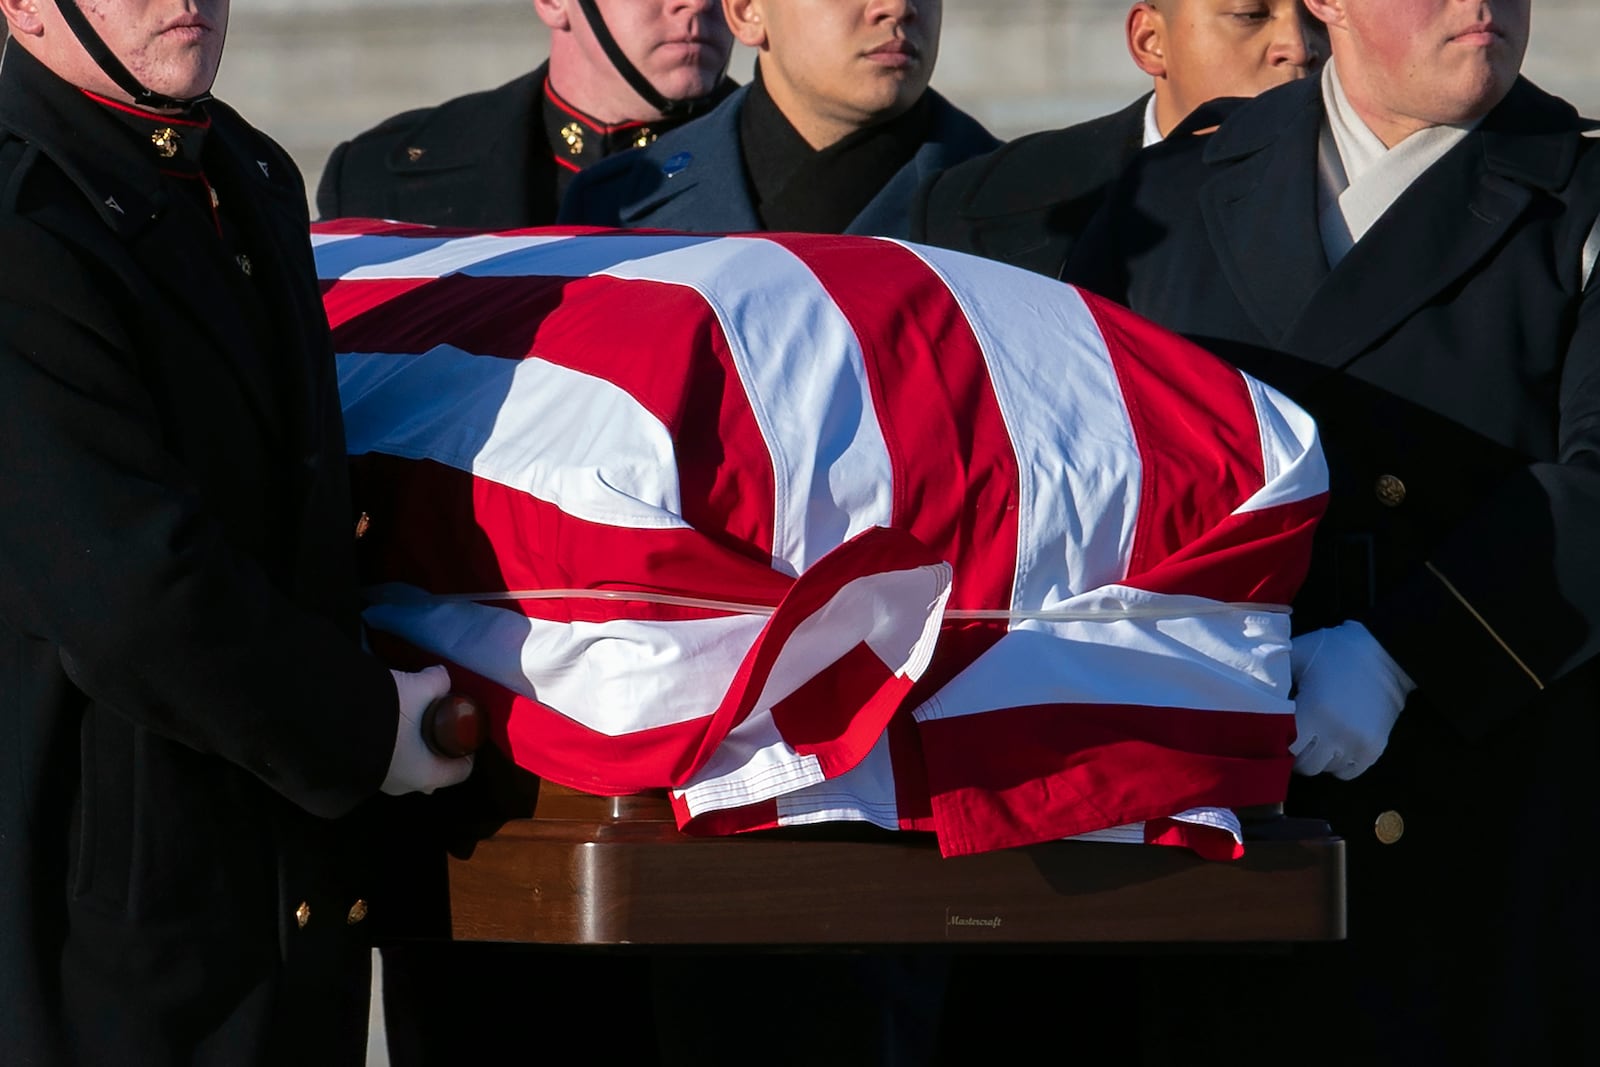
1364,219,1600,738
0,218,398,819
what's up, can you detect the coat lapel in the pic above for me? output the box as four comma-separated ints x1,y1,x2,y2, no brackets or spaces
1197,85,1330,347
1282,143,1533,368
1199,78,1576,371
616,90,762,232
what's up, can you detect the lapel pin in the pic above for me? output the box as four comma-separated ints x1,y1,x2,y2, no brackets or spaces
661,152,692,178
257,160,271,179
104,195,123,214
406,146,427,162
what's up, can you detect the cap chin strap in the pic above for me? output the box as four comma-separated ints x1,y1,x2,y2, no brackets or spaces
54,0,213,111
574,0,726,120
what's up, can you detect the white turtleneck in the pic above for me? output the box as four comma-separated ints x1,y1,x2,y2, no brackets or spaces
1317,59,1477,268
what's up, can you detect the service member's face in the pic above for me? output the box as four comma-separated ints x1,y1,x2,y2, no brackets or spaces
34,0,230,104
1309,0,1529,144
1135,0,1319,132
585,0,734,102
730,0,941,149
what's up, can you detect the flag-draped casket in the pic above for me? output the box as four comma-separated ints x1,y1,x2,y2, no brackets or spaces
313,222,1328,860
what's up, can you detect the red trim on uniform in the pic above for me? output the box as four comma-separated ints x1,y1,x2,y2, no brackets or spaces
553,154,582,174
544,80,654,133
80,88,211,127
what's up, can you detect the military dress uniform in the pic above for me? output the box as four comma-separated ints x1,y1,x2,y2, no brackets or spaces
0,41,437,1066
558,67,998,238
1065,75,1600,1064
315,64,736,227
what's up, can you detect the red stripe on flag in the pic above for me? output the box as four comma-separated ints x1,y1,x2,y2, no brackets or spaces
918,702,1293,857
772,642,915,779
332,273,778,562
350,454,792,607
1122,492,1328,605
321,277,435,330
672,795,781,837
764,236,1022,826
498,527,944,791
1144,818,1245,861
313,218,446,238
1078,290,1267,577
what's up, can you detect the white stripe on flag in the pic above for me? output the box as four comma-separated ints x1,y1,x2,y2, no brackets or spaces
900,243,1142,604
339,348,690,530
363,590,760,735
596,237,896,576
913,587,1293,722
1238,374,1329,513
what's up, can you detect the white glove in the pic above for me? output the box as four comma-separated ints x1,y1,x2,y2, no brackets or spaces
1288,621,1416,781
381,665,475,796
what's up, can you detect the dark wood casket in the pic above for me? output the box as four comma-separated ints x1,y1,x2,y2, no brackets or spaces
448,783,1344,946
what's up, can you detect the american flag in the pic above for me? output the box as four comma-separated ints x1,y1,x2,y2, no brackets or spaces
313,221,1328,860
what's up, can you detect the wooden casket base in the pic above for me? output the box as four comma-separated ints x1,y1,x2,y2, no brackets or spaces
448,784,1345,946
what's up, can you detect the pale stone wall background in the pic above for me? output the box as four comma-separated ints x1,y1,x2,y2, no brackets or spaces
209,0,1600,210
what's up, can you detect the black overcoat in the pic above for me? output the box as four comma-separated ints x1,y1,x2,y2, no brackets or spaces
908,94,1149,274
0,43,436,1066
315,66,560,228
1067,76,1600,1063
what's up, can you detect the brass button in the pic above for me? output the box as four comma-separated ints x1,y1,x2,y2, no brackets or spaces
1374,474,1407,507
1375,810,1405,845
236,253,253,277
354,511,371,541
347,899,369,925
295,901,311,929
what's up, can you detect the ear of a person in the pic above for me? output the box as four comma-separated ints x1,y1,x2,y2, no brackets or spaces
1300,0,1344,32
530,0,572,34
723,0,769,50
0,0,45,38
1125,3,1167,79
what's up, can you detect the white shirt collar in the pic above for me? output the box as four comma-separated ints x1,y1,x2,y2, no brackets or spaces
1142,93,1163,148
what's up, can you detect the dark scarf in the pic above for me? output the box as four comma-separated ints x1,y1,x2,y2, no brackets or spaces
738,63,936,234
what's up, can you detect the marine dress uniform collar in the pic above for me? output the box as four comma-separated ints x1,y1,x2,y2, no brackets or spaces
80,86,211,171
0,40,166,233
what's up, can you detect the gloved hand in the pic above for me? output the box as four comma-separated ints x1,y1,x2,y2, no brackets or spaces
1288,620,1416,781
381,665,475,796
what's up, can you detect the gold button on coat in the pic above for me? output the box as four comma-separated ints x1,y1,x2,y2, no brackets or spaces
295,901,311,928
1375,810,1405,845
347,899,369,925
1374,474,1407,507
354,511,371,541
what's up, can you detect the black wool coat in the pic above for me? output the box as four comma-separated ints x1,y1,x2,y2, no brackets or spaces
0,43,440,1066
1067,75,1600,1064
908,94,1149,275
316,65,560,228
